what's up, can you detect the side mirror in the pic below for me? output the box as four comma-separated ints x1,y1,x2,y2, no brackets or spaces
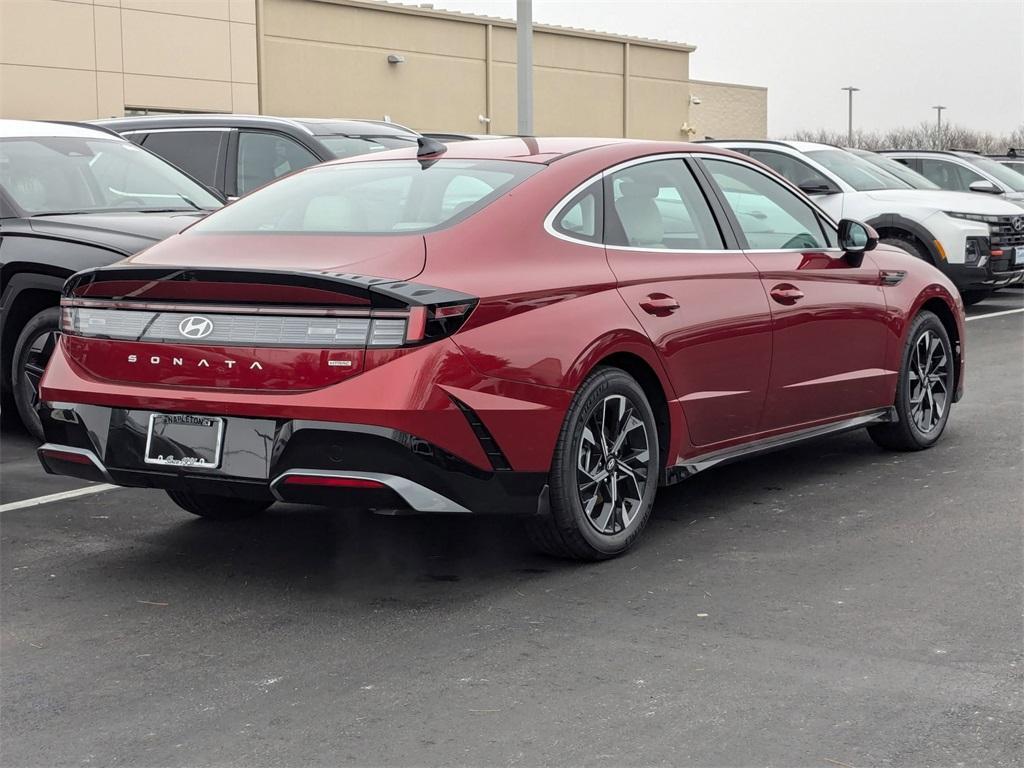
968,179,1002,194
838,219,878,267
798,181,838,196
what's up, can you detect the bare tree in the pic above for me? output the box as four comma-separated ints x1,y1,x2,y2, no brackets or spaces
787,123,1024,154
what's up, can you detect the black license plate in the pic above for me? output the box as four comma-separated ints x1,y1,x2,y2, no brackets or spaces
145,414,224,469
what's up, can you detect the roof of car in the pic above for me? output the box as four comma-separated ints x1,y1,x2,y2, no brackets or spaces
877,149,974,157
93,114,419,137
0,119,123,140
331,136,734,165
698,139,838,153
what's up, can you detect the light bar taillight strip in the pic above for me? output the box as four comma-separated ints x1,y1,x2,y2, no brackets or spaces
58,298,477,349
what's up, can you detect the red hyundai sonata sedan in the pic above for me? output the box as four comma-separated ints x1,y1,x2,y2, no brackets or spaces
37,137,965,560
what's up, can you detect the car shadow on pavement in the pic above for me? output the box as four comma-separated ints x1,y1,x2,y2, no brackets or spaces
83,429,893,609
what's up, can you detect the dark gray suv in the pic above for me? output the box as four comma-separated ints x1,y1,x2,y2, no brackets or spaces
94,115,420,199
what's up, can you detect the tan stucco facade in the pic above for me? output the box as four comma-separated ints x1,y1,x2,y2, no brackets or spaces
0,0,767,140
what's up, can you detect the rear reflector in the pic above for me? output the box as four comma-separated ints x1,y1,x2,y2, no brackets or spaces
280,475,386,489
39,449,94,465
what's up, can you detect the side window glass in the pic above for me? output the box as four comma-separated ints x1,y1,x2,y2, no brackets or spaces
703,158,829,250
142,131,224,187
552,181,602,243
606,159,723,250
237,132,319,195
917,158,982,191
749,150,831,192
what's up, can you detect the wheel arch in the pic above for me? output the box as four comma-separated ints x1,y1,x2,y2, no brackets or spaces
0,270,69,395
916,294,963,401
567,332,685,473
867,214,942,266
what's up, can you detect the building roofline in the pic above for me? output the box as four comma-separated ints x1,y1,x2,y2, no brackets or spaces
311,0,697,52
687,78,767,92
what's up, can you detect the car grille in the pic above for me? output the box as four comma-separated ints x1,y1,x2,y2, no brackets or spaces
989,215,1024,271
991,215,1024,242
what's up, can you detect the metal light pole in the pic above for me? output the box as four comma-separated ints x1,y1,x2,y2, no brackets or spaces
516,0,533,135
841,86,859,146
932,105,946,149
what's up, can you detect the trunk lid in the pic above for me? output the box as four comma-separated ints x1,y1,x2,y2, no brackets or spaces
56,238,474,392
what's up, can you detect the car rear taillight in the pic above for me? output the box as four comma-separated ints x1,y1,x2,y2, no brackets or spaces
59,298,476,348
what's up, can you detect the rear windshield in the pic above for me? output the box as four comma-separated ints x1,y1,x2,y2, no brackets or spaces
192,159,540,234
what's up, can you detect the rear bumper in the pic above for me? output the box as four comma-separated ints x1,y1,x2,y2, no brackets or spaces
37,403,548,515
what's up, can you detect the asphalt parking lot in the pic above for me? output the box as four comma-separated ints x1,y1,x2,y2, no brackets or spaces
2,291,1022,768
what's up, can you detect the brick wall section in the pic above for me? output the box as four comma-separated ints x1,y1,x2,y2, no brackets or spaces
687,79,768,140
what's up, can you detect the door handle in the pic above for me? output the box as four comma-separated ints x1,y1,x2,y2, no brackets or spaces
769,284,804,305
639,294,680,315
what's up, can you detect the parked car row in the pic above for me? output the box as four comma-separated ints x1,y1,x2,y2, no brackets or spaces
702,140,1024,304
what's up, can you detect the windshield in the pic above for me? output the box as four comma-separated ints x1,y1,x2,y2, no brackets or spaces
805,149,912,191
191,159,541,235
963,155,1024,191
851,150,940,189
0,136,221,215
318,135,418,159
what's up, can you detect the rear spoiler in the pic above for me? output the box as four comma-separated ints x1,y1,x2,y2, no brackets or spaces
63,265,474,310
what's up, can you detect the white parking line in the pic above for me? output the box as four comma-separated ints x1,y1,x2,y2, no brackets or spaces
965,308,1024,322
0,484,118,514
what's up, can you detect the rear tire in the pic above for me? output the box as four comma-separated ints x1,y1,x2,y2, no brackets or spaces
868,310,953,451
525,367,660,561
166,489,272,520
11,307,60,442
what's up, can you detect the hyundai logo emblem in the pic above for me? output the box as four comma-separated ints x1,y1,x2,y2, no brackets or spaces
178,316,214,339
1013,216,1024,233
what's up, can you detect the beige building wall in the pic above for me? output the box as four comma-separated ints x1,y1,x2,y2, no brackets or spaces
0,0,767,140
261,0,701,140
687,78,768,140
0,0,258,119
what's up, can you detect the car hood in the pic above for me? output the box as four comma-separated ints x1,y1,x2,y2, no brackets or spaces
125,232,427,281
27,211,209,255
861,189,1024,215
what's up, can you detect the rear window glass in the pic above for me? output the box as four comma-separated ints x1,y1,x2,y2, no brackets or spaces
192,159,540,234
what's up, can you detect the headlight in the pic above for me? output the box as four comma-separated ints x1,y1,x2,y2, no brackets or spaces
944,211,1001,224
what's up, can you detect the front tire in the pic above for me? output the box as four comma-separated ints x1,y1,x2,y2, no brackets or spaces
166,490,272,520
881,235,931,264
11,307,60,442
961,289,992,307
526,367,660,561
868,311,954,451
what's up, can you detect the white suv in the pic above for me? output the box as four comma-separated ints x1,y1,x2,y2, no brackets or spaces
705,140,1024,304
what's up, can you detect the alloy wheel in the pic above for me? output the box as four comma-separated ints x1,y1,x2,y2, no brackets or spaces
576,394,651,535
908,329,949,434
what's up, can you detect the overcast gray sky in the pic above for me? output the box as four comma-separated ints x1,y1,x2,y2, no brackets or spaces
429,0,1024,137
